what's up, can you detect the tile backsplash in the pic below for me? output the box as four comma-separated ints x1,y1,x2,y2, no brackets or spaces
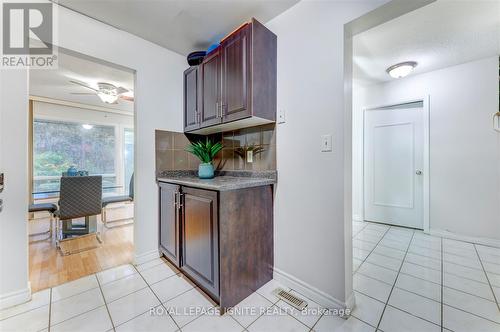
155,124,276,174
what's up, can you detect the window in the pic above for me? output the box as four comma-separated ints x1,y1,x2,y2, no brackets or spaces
124,128,134,193
33,119,116,194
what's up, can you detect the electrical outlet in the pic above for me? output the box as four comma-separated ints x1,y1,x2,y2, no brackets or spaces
321,134,332,152
278,109,286,124
247,150,253,163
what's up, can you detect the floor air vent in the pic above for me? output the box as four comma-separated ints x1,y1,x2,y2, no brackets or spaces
273,288,308,310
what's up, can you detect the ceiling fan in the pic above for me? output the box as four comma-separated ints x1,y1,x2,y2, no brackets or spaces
70,80,134,104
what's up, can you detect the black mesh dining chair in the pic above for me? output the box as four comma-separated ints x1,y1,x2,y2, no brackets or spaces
28,203,58,242
101,173,134,228
55,175,102,250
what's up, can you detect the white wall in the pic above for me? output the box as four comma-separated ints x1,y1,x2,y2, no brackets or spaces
353,57,500,242
0,2,185,308
0,69,30,309
266,0,386,308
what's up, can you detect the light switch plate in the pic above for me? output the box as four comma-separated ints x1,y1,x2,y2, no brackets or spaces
321,134,332,152
278,109,286,124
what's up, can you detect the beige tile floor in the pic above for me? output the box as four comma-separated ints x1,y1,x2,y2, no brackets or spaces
352,221,500,332
2,221,500,331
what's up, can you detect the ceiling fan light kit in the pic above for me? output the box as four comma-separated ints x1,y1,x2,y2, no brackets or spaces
69,80,134,104
97,91,119,104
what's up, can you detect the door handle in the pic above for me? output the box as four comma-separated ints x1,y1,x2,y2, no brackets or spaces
416,170,423,175
0,199,3,213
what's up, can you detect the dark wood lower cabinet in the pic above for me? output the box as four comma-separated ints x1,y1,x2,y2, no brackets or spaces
158,183,181,267
158,183,273,311
181,187,219,300
218,185,274,309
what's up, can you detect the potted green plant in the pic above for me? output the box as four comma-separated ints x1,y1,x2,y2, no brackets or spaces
185,138,223,179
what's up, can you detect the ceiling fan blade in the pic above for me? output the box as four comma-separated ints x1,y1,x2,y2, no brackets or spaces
119,95,134,102
70,92,96,95
116,86,129,94
70,80,98,92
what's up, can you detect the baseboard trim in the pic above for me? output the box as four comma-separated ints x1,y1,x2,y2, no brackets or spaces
430,229,500,248
0,285,31,310
134,249,160,265
352,214,363,222
344,291,356,312
273,268,348,310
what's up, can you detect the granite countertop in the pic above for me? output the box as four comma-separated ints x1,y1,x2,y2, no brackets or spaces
157,170,277,191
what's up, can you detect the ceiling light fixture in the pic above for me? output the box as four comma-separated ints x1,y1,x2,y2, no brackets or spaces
386,61,418,79
97,90,119,104
82,124,93,130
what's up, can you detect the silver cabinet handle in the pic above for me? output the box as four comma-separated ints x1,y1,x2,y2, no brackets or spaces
416,170,423,175
215,102,219,118
177,192,183,208
0,199,3,213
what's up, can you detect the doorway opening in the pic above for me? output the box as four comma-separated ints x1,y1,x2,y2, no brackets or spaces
345,0,500,329
28,49,136,292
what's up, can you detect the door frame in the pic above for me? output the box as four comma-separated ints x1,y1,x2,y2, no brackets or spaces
361,96,430,233
343,0,436,311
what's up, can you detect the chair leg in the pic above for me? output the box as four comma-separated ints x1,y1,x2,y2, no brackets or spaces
55,217,61,249
28,215,53,243
102,207,107,226
101,203,134,229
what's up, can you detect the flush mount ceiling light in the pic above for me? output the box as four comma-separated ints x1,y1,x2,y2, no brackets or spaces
386,61,418,79
82,124,93,130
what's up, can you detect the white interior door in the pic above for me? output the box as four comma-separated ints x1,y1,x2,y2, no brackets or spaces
364,107,424,229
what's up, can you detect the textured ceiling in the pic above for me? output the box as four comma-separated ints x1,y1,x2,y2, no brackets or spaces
353,0,500,85
55,0,299,55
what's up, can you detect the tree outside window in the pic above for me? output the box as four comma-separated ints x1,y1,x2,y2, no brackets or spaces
33,119,116,193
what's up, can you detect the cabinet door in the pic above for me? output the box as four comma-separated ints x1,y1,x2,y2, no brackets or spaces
221,24,251,122
159,183,181,267
184,66,200,132
181,187,219,299
200,50,222,127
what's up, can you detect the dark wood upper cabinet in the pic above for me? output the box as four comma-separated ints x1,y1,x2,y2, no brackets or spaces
183,66,200,132
180,187,219,300
221,24,251,122
159,182,181,267
200,50,223,128
184,18,277,134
